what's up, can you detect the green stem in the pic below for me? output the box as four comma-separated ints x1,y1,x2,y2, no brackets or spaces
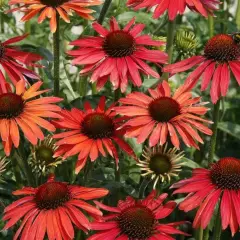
115,164,120,182
220,0,224,33
153,14,168,35
208,15,214,38
201,14,216,240
75,230,85,240
0,12,4,34
97,0,112,24
11,156,22,188
212,208,222,240
208,99,221,164
179,236,185,240
79,75,88,96
114,88,121,101
84,161,93,184
166,19,176,64
53,14,60,96
91,83,97,94
162,19,176,81
15,149,35,186
25,21,31,34
114,89,121,182
203,229,209,240
196,228,203,240
138,177,150,198
223,0,229,33
236,0,240,29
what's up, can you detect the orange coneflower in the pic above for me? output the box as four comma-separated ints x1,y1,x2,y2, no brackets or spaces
8,0,103,33
3,174,109,240
0,80,62,156
0,34,42,93
52,96,136,173
115,81,212,149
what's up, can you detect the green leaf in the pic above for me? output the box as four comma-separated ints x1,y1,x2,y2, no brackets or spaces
63,63,77,99
181,157,201,169
218,121,240,140
117,11,158,25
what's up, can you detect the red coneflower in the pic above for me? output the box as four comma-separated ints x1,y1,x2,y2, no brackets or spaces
164,34,240,103
171,157,240,236
8,0,102,33
2,174,109,240
52,96,135,174
127,0,219,21
68,17,168,92
115,80,212,149
88,190,189,239
0,79,62,156
0,34,42,92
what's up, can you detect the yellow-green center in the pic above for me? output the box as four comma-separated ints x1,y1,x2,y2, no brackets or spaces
149,154,172,175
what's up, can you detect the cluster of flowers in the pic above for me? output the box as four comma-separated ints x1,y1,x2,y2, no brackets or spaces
0,0,239,239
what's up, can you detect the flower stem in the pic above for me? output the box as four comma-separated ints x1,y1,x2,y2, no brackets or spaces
97,0,112,24
11,156,23,188
166,19,176,65
0,12,4,33
162,19,176,81
203,229,209,240
114,88,121,101
25,21,31,34
236,0,240,29
79,75,88,96
92,83,97,94
114,89,121,182
212,207,222,240
115,164,121,182
75,230,85,240
15,149,35,186
208,15,214,38
208,99,221,164
139,177,150,198
53,14,60,96
196,228,203,240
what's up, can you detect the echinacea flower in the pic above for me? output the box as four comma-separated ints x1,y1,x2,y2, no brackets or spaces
171,157,240,236
2,174,109,240
68,17,168,92
28,135,62,176
164,34,240,103
127,0,219,21
0,80,62,156
138,144,184,189
0,34,42,92
0,157,8,180
52,96,135,174
89,190,188,239
115,80,212,149
8,0,102,33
